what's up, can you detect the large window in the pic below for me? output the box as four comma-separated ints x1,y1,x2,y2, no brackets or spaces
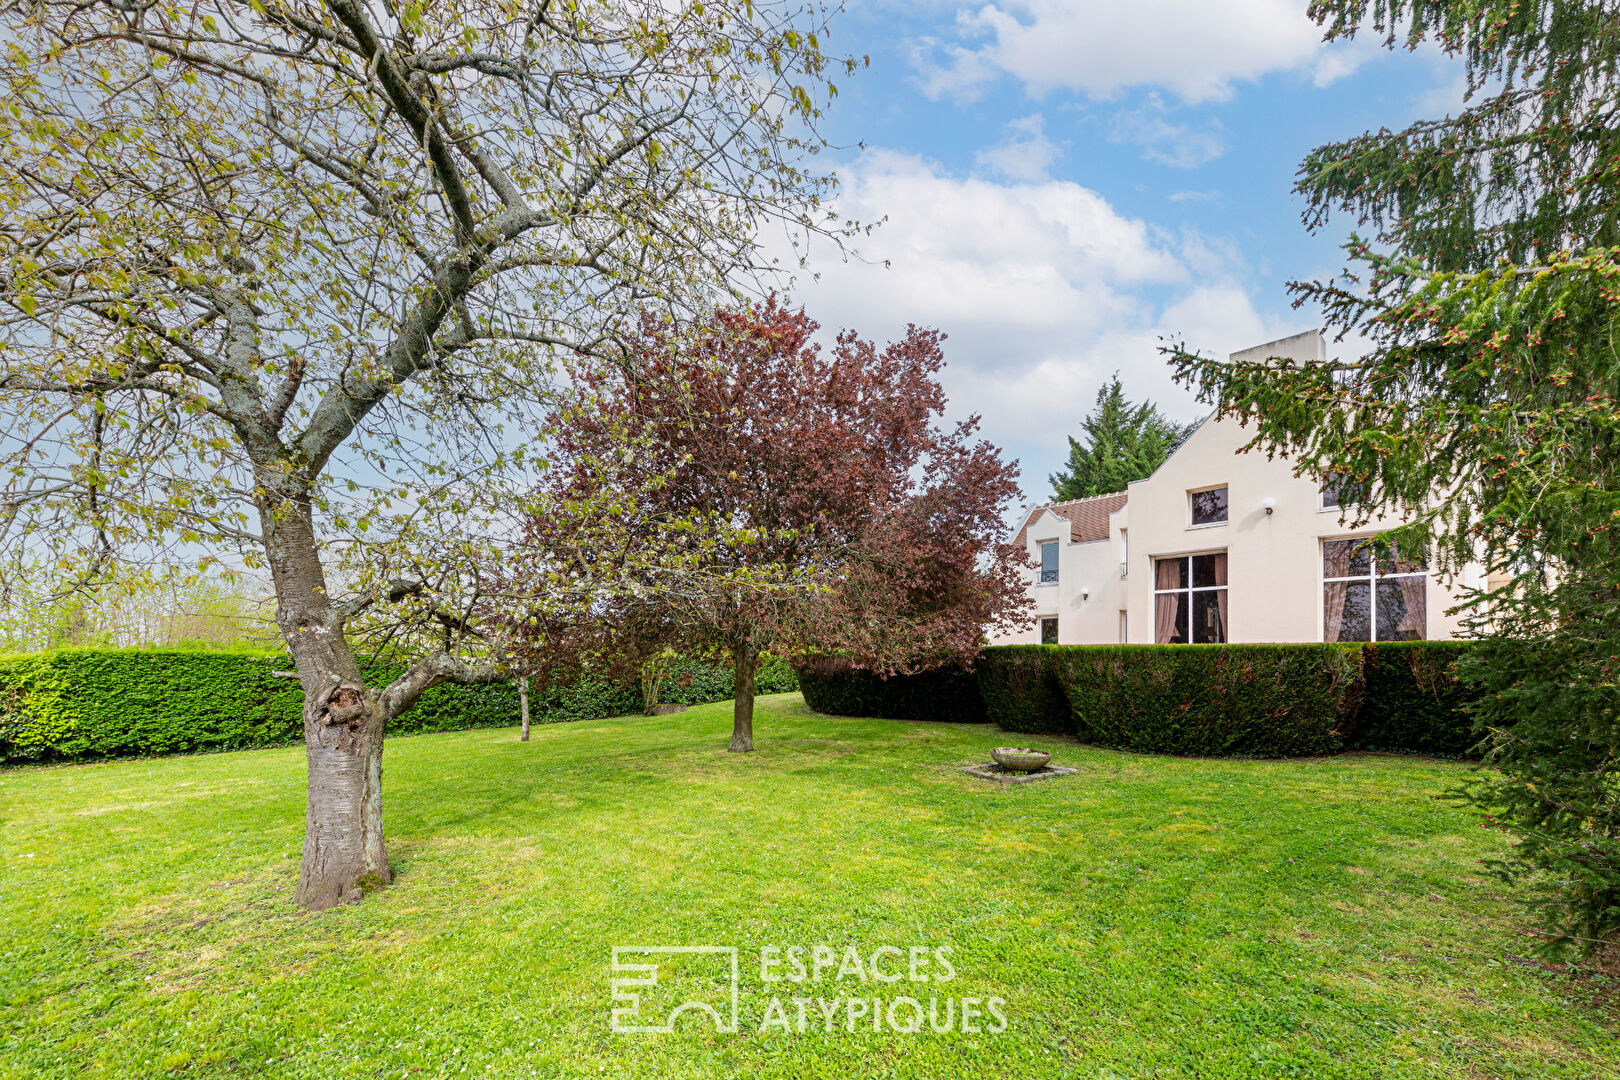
1039,540,1059,584
1154,553,1228,643
1322,537,1427,642
1039,617,1058,645
1190,486,1228,526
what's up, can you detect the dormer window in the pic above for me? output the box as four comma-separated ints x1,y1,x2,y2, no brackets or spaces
1190,486,1228,526
1039,541,1059,584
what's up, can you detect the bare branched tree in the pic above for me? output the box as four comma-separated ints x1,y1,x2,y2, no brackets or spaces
0,0,857,908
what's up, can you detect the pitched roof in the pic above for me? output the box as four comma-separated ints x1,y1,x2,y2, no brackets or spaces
1012,491,1128,549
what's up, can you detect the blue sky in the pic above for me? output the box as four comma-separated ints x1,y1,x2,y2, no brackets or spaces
781,0,1466,505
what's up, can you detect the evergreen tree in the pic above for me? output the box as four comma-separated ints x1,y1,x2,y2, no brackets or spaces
1049,376,1195,501
1167,1,1620,955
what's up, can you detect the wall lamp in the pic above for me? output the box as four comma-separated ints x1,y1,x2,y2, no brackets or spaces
1261,497,1276,515
1080,587,1090,600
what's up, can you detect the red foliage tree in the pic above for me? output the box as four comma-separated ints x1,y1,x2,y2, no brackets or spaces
516,298,1027,751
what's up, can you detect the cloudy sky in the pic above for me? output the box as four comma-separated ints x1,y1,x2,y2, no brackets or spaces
779,0,1465,506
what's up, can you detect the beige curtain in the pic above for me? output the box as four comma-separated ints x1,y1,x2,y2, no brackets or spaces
1213,552,1228,641
1398,575,1427,638
1322,541,1351,643
1155,558,1180,643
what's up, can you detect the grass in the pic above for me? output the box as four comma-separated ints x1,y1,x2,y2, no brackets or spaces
1,693,1616,1079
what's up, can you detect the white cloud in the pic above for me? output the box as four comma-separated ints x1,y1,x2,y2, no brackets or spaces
1109,94,1226,169
973,113,1061,181
912,0,1363,104
783,150,1297,499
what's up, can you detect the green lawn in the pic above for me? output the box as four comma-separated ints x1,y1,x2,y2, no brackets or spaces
2,693,1615,1079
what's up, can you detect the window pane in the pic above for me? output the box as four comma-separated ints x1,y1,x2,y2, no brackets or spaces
1376,579,1426,641
1155,556,1187,591
1040,617,1059,645
1324,580,1371,642
1323,539,1350,578
1322,474,1365,508
1192,552,1227,588
1191,487,1228,525
1378,541,1427,576
1323,538,1372,577
1155,592,1188,644
1040,541,1059,583
1192,589,1228,644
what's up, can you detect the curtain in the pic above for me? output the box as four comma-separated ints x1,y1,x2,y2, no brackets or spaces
1154,558,1180,644
1212,553,1228,641
1322,541,1351,643
1398,574,1426,638
1155,594,1180,644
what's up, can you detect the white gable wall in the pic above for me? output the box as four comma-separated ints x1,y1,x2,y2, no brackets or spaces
999,507,1128,645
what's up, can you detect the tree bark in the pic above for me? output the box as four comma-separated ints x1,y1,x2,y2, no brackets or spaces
519,676,530,742
729,642,758,753
260,486,390,911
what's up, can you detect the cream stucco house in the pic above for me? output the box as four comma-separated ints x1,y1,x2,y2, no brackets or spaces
992,330,1485,647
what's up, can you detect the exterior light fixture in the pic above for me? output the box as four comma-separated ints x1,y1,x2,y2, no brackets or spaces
1261,497,1276,515
1080,587,1090,600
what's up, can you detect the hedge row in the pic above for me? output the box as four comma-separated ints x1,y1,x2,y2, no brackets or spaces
798,641,1478,758
1353,641,1478,755
795,657,985,723
977,647,1070,735
1056,644,1362,757
0,648,797,762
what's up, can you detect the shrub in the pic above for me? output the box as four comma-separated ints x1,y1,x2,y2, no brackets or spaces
1052,644,1363,757
795,657,985,723
0,648,797,762
976,646,1072,736
1353,641,1479,756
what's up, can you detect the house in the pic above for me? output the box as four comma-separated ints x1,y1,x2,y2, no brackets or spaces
992,330,1485,646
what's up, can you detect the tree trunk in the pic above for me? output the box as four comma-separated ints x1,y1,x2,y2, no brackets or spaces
729,642,758,753
519,676,531,742
259,487,390,910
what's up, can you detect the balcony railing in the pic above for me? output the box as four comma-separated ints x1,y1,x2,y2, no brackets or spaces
1039,568,1059,584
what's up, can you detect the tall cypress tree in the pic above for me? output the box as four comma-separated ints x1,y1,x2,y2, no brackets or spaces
1049,376,1195,500
1169,2,1620,955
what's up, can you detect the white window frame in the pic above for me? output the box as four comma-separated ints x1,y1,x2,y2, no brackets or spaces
1187,485,1229,529
1152,551,1229,644
1321,536,1428,642
1038,616,1059,645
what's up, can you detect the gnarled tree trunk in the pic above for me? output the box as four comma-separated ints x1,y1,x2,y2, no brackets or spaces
261,487,390,910
729,641,758,753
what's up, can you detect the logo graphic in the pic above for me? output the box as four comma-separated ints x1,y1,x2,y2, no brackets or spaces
610,946,739,1034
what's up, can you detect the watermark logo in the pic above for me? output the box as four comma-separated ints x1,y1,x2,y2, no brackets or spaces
610,946,739,1034
611,944,1006,1036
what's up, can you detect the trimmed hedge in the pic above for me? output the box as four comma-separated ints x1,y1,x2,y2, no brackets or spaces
0,647,797,762
975,646,1072,735
1053,644,1362,757
1353,641,1480,756
796,641,1478,758
795,656,985,723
